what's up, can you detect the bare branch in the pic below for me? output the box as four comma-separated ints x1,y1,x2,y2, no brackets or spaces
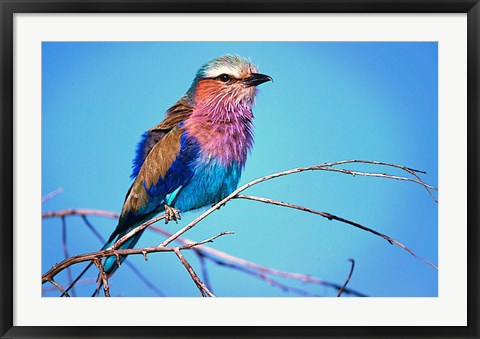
174,248,215,297
42,232,233,284
44,208,365,296
235,194,438,270
43,160,436,261
159,160,437,248
42,159,437,296
337,259,355,297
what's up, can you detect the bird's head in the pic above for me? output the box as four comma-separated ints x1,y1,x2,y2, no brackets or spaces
187,55,272,111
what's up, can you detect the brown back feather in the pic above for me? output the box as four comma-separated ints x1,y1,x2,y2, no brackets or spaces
118,97,193,227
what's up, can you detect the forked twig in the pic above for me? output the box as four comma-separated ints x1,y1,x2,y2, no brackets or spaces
337,259,355,297
159,160,437,249
93,258,110,297
81,215,165,296
323,159,437,202
235,194,438,270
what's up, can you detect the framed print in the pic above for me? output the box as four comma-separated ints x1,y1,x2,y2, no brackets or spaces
1,1,479,338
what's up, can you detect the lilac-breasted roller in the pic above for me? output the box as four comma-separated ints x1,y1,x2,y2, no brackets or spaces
66,55,272,295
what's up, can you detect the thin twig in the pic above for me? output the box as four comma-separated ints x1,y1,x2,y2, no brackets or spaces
93,258,110,297
43,208,119,219
235,194,438,270
42,187,64,203
61,216,75,296
337,259,355,297
47,278,70,297
323,159,437,202
319,167,437,202
174,248,215,297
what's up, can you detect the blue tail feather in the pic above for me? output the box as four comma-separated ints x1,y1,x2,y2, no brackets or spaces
103,230,145,275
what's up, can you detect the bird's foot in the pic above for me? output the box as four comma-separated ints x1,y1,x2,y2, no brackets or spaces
215,202,226,210
164,205,181,224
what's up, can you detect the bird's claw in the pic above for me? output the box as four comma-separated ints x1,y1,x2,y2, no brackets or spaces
215,202,226,210
164,205,181,224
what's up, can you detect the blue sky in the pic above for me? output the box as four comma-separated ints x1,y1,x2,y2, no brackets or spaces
42,42,438,297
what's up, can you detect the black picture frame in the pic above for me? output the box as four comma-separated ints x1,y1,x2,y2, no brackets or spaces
1,1,478,338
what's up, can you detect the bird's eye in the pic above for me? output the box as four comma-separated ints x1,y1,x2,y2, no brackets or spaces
217,74,230,82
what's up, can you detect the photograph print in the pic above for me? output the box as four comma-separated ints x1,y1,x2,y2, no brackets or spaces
41,42,438,297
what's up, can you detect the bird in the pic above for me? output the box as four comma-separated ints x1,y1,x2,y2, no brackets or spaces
64,55,272,296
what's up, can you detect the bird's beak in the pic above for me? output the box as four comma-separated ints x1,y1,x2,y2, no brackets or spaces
243,73,273,87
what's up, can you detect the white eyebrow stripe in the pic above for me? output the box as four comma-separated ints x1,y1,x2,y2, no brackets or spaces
205,66,241,78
